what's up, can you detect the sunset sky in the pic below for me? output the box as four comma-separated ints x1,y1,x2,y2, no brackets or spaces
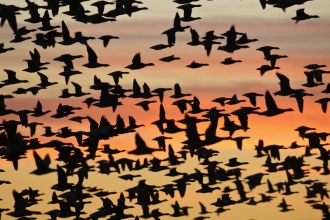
0,0,330,219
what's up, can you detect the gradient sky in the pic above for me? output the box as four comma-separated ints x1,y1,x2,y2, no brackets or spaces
0,0,330,219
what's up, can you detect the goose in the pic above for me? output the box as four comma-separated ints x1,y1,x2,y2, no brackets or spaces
37,10,60,31
186,61,209,68
172,99,193,113
135,100,157,111
59,66,83,85
221,57,242,65
236,33,258,44
151,87,173,102
128,133,163,155
125,53,154,70
41,126,59,137
159,54,181,62
202,38,221,56
58,20,76,45
98,35,119,47
304,64,326,70
315,98,330,113
187,28,202,46
321,83,330,93
274,72,305,96
188,96,209,114
90,75,113,90
242,92,264,107
36,72,58,88
170,83,191,98
289,91,313,113
173,12,190,32
2,69,29,85
108,70,129,85
30,151,55,175
258,91,293,116
6,190,42,217
83,43,109,68
31,100,51,117
202,30,224,40
178,5,201,22
302,71,324,87
22,60,48,73
91,0,114,16
292,8,319,24
256,46,280,60
74,31,95,44
0,4,17,34
257,64,280,76
161,28,176,47
0,43,14,53
226,94,245,105
71,81,91,97
53,54,84,69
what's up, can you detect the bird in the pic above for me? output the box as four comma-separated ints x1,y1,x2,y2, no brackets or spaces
37,10,60,31
289,91,314,113
125,53,154,70
0,43,15,53
292,8,319,24
36,72,58,88
258,91,294,116
274,72,305,96
186,61,209,68
98,35,119,47
220,57,242,65
159,55,181,62
243,92,264,107
70,81,91,97
128,133,164,155
135,100,157,111
83,43,109,68
315,98,330,113
2,69,29,85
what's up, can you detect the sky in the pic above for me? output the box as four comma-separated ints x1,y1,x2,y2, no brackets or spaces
0,0,330,219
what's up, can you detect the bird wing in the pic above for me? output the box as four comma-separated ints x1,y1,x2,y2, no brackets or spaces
276,72,291,91
132,53,141,65
265,90,278,110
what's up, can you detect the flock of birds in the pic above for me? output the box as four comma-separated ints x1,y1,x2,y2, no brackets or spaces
0,0,329,220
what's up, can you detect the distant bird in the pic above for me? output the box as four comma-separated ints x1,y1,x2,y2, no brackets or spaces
186,61,209,68
236,33,258,44
256,46,280,60
304,64,326,70
2,69,29,85
187,28,202,46
159,55,181,62
126,53,154,70
170,83,191,98
292,8,319,24
258,91,293,116
37,10,60,31
99,35,119,47
128,133,164,155
221,57,242,65
83,43,109,68
243,92,264,107
135,100,157,111
59,66,83,85
274,72,305,96
289,91,314,113
36,72,58,88
177,4,201,22
31,151,55,175
315,98,330,113
70,81,91,97
0,43,15,54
